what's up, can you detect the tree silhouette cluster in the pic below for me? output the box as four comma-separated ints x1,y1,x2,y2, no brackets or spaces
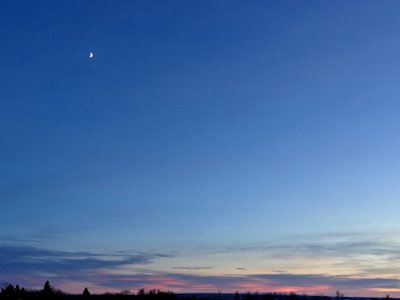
0,281,66,300
0,283,393,300
0,281,176,300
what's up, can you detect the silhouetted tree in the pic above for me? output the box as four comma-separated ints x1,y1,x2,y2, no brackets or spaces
336,291,343,300
83,288,90,299
289,292,297,300
42,280,55,300
148,290,157,295
120,290,131,295
0,284,17,300
137,289,146,296
43,281,53,292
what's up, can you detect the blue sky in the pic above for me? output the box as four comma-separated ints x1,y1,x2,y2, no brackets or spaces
2,0,400,296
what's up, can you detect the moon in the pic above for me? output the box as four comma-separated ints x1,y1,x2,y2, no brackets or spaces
89,52,94,59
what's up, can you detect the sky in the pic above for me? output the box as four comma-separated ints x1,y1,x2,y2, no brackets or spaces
2,0,400,296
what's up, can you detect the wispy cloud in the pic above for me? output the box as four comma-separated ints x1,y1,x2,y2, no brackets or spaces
205,231,400,276
171,267,214,270
0,246,165,275
220,233,400,259
47,271,400,296
3,231,400,296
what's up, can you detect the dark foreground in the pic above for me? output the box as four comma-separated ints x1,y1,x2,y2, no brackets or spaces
0,281,392,300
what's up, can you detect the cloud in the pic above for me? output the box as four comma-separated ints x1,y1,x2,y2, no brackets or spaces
252,273,400,289
217,230,400,255
3,244,400,296
171,267,214,270
226,239,400,259
0,246,163,275
209,231,400,273
56,271,400,296
4,231,400,296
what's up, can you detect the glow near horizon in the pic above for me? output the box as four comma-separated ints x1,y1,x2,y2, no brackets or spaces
3,231,400,296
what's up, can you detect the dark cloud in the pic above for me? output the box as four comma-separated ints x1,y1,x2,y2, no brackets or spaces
0,246,161,275
171,267,214,270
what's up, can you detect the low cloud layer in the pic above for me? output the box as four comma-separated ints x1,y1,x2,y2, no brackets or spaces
63,272,400,296
3,232,400,297
0,246,161,275
5,270,400,297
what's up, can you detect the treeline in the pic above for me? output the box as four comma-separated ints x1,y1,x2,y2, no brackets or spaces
0,283,391,300
187,292,332,300
0,281,176,300
238,292,331,300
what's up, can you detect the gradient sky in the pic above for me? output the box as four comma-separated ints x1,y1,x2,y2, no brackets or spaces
2,0,400,296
